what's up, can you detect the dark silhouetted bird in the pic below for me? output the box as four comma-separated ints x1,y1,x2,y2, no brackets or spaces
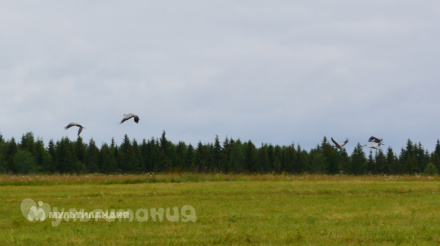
120,113,139,124
64,123,85,136
368,136,383,144
331,137,349,149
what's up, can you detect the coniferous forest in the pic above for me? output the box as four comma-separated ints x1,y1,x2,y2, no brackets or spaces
1,132,440,175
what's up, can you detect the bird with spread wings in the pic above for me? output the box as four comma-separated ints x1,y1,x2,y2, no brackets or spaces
64,123,85,136
120,113,139,124
331,137,349,149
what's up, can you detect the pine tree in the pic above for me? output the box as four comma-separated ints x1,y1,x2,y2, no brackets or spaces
366,150,375,174
338,148,350,174
159,131,173,172
86,138,100,173
405,155,419,174
118,134,132,172
175,141,187,172
383,147,395,174
34,138,52,173
308,151,327,173
220,137,233,172
194,142,204,173
19,132,36,157
350,143,367,174
186,144,195,172
74,137,86,166
273,145,282,173
257,144,270,173
374,149,387,174
230,139,244,173
132,139,143,172
244,140,257,173
56,137,76,173
6,138,18,173
100,143,118,173
435,140,440,156
322,137,338,174
213,135,222,172
47,140,57,172
295,145,307,174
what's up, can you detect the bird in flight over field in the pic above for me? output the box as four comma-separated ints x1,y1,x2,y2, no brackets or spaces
331,137,349,149
120,113,139,124
64,123,85,136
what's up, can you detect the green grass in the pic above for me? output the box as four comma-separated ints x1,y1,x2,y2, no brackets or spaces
1,174,440,245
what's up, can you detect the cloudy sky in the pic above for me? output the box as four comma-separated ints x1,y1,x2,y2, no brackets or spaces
1,1,439,153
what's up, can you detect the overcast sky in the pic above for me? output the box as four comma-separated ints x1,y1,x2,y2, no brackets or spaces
1,1,439,154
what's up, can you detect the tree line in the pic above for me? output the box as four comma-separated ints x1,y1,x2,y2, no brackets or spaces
0,132,440,175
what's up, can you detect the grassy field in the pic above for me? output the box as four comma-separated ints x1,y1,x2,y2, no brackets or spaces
1,174,440,245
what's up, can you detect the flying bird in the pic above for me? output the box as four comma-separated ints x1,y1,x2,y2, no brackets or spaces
364,144,380,150
368,136,383,144
64,123,85,136
331,137,349,149
120,113,139,124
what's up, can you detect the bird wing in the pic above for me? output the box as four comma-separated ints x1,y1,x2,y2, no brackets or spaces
365,144,378,149
64,123,73,130
369,136,383,143
340,139,349,147
120,114,133,124
77,127,83,135
331,137,341,148
64,122,79,130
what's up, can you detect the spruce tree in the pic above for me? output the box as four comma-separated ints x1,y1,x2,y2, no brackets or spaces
375,149,387,174
257,144,270,173
186,144,195,172
86,138,100,173
350,143,367,174
34,138,52,173
6,138,18,173
244,140,257,173
295,145,307,174
213,136,222,172
229,139,244,173
100,143,118,173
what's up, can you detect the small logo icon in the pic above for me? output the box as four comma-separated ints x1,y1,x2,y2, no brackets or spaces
21,199,50,222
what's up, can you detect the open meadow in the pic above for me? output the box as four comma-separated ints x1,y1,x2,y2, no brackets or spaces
1,174,440,245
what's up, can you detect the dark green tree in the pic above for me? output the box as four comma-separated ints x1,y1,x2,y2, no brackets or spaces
244,140,257,173
229,139,244,173
186,144,195,172
424,163,439,175
86,138,100,173
34,138,52,173
19,132,36,157
213,135,222,172
350,143,367,174
6,138,18,173
100,143,118,173
257,144,270,173
14,149,37,174
56,138,76,173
